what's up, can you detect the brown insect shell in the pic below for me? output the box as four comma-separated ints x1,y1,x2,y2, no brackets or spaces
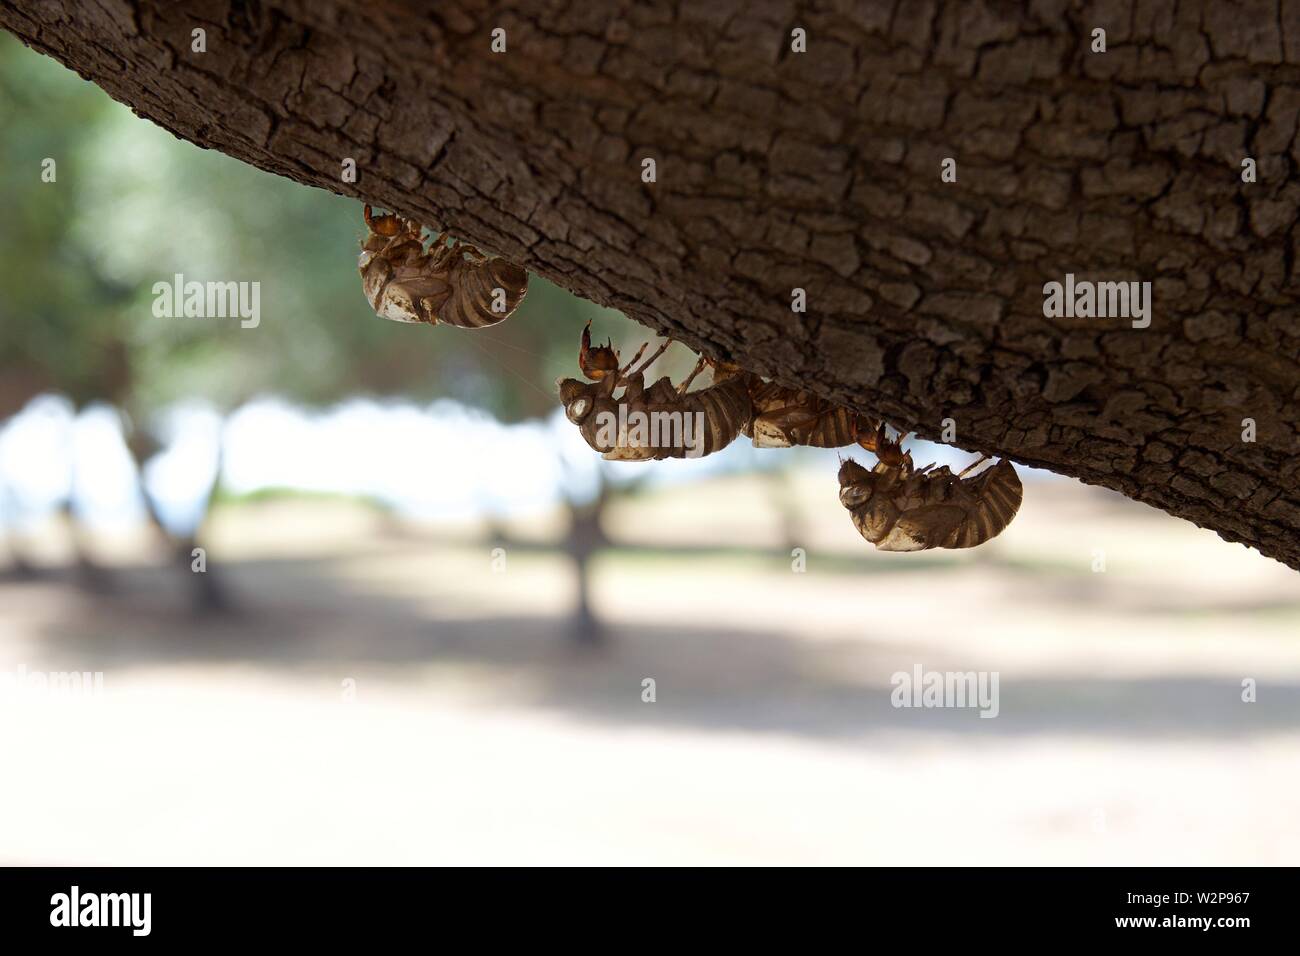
359,214,528,328
741,377,869,449
557,374,623,455
603,368,750,461
838,455,1022,551
659,370,751,460
558,366,751,462
436,251,530,329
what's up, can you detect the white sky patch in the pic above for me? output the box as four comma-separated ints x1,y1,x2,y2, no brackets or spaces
0,396,76,528
137,403,222,536
70,405,146,529
0,396,1064,534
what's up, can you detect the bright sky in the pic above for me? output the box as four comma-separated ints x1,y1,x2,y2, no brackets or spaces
0,395,1049,536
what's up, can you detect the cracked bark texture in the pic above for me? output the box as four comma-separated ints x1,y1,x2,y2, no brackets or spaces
3,0,1299,568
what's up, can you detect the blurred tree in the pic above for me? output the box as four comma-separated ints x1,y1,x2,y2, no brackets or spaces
0,36,131,586
0,34,682,632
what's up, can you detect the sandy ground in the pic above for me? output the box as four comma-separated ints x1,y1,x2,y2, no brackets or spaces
1,471,1298,865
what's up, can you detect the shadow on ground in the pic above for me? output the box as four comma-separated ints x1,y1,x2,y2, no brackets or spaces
6,549,1298,744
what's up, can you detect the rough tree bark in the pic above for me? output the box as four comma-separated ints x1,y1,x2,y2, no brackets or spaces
4,0,1299,568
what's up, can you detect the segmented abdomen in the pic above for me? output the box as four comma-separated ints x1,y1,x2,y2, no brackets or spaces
802,404,862,447
669,373,752,458
440,257,529,329
745,382,864,447
941,460,1023,548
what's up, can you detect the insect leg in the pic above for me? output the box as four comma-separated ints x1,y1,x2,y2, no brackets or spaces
676,357,708,395
957,455,991,478
618,342,649,376
457,242,488,263
870,422,909,467
627,339,672,377
419,235,441,263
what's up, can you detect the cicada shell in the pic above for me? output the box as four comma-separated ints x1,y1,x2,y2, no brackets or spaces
743,379,872,448
358,205,528,329
838,430,1022,551
558,324,752,461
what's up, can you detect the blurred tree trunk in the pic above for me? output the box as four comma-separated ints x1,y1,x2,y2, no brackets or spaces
62,499,114,592
5,2,1299,568
127,422,232,614
762,463,806,557
564,476,611,646
0,463,38,580
175,479,231,614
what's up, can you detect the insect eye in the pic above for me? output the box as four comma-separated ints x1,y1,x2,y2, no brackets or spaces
567,398,590,422
839,483,871,507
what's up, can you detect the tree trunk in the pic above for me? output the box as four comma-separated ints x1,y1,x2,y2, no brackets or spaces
5,1,1299,568
566,493,607,647
126,421,233,613
0,464,39,580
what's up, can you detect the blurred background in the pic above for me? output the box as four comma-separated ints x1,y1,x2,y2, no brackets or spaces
2,35,1299,865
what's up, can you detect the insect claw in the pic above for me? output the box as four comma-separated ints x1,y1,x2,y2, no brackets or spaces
578,321,620,380
363,203,405,239
579,321,595,375
869,421,911,468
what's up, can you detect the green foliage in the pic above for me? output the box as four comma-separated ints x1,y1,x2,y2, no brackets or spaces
0,34,128,410
0,34,651,425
